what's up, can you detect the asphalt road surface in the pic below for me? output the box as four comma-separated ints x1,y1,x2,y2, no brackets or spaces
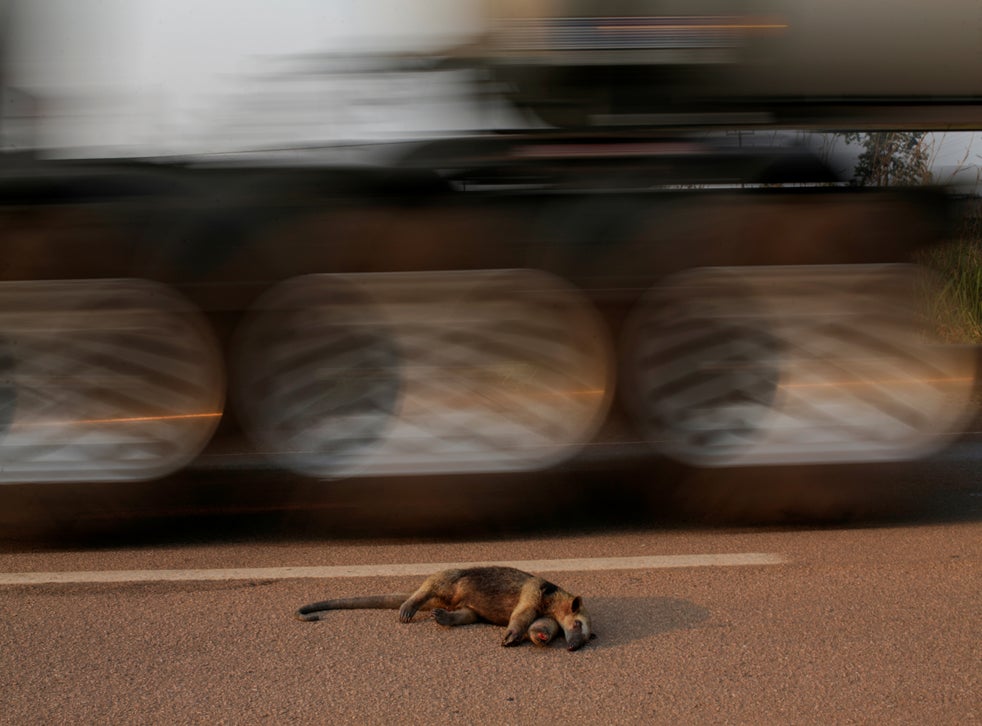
0,456,980,724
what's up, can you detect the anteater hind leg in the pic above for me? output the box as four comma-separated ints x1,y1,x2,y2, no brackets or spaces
433,607,480,627
398,590,433,622
398,569,459,623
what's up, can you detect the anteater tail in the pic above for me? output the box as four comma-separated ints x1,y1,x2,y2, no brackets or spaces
295,594,409,621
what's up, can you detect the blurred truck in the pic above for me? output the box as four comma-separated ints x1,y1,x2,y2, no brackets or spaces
0,0,980,521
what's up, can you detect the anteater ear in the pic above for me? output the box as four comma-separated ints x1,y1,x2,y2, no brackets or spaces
571,596,581,613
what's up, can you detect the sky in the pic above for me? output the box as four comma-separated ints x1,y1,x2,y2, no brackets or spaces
8,0,484,151
3,0,981,189
10,1,479,101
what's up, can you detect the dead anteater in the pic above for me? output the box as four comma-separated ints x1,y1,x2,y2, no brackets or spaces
295,565,594,651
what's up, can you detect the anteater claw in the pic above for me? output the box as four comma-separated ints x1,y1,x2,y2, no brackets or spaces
502,630,522,646
398,604,417,623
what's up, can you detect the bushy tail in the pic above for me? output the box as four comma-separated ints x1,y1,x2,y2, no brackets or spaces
295,594,408,622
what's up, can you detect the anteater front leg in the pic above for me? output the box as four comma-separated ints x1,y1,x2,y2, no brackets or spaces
502,607,538,647
502,580,546,646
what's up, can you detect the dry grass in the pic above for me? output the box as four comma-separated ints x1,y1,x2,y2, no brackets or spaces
914,231,982,343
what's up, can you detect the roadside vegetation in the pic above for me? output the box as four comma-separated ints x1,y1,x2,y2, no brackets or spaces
915,219,982,344
841,132,982,343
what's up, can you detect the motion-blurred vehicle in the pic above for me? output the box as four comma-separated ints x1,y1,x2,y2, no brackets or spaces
0,0,979,520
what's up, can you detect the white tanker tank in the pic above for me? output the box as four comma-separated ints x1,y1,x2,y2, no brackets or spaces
452,0,982,129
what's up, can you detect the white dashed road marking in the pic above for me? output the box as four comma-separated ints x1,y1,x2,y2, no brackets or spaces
0,553,785,586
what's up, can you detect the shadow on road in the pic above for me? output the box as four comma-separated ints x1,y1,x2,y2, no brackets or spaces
0,453,979,551
576,596,710,649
